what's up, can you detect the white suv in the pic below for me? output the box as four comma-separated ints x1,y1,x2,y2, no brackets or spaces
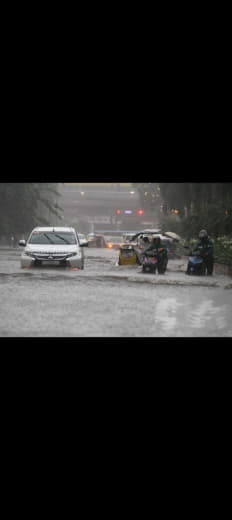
19,227,88,269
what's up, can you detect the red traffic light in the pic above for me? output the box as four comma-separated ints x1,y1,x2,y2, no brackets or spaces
137,208,145,216
116,209,121,215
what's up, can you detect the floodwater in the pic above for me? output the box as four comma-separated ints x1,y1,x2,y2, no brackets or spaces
0,247,231,337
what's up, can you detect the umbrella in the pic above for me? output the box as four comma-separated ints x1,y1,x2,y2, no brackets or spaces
130,229,162,240
164,231,181,241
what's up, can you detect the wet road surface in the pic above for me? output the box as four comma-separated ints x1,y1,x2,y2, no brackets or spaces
0,247,231,337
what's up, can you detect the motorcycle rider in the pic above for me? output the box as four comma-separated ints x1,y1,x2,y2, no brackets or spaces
142,236,150,246
144,235,168,273
192,229,214,275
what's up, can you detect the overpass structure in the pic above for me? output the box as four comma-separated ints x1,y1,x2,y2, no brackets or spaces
58,183,159,232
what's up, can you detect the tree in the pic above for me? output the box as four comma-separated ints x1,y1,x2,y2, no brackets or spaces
35,183,63,226
0,183,63,240
159,183,232,216
132,183,161,213
143,183,232,239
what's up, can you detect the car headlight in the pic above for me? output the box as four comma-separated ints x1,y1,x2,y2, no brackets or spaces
24,251,35,258
67,252,80,258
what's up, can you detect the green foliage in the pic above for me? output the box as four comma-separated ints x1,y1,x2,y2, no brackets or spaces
132,183,160,212
0,183,63,239
160,198,232,265
159,215,183,236
159,183,191,215
214,237,232,267
133,185,232,263
178,202,232,240
159,183,232,217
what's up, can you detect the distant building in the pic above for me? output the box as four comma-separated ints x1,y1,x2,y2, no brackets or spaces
59,183,159,232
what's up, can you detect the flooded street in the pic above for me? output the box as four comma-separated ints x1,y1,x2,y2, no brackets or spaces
0,247,231,337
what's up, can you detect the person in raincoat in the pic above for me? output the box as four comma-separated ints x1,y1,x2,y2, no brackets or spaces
144,235,168,272
192,229,214,275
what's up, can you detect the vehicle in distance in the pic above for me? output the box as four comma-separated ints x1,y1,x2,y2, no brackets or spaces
105,235,124,250
78,233,88,245
19,227,88,269
87,233,106,248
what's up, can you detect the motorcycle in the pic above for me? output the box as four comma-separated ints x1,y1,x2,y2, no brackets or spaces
186,250,206,275
142,248,168,274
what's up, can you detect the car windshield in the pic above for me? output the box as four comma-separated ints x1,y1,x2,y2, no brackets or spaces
29,232,77,245
123,235,135,242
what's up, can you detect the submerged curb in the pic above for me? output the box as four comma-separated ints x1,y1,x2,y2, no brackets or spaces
0,270,231,288
127,276,220,287
82,273,222,288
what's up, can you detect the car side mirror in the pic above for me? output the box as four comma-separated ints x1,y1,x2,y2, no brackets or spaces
19,240,26,247
80,241,88,247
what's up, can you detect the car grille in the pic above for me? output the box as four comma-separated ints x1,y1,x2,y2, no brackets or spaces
34,254,69,261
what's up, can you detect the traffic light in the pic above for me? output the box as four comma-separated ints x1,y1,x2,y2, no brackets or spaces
115,209,121,215
137,208,145,216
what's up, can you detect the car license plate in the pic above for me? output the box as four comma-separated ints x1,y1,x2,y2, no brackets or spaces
42,260,60,266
